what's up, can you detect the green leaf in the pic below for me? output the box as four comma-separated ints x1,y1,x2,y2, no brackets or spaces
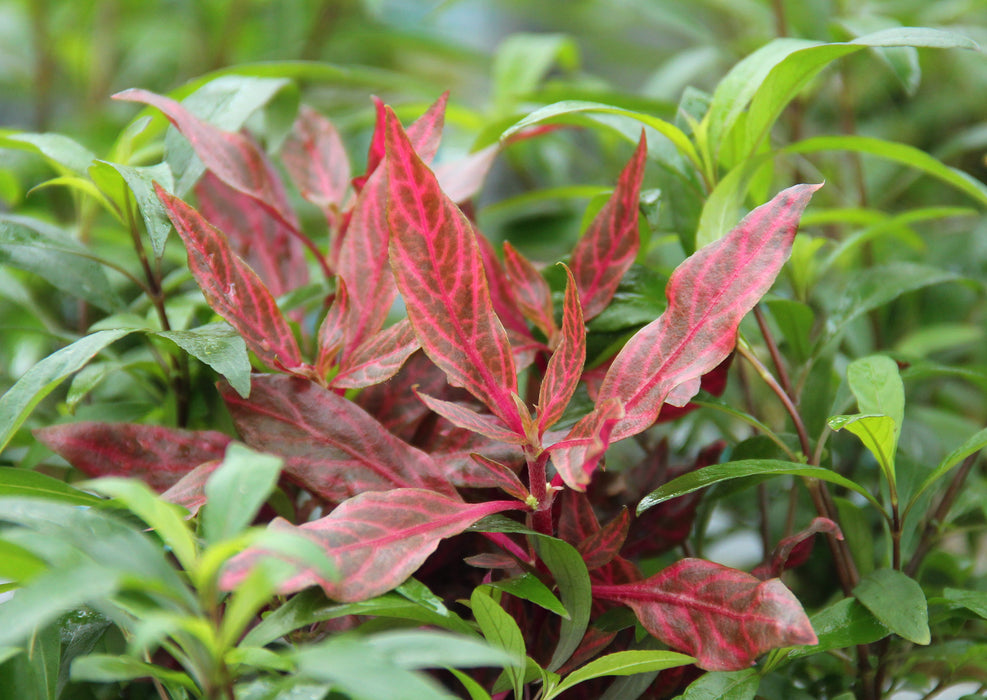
89,161,176,259
0,329,134,454
0,216,123,312
487,573,568,618
679,669,759,700
764,298,814,363
365,630,518,670
471,587,527,699
907,426,987,518
0,468,102,507
492,33,579,113
202,444,282,544
155,323,251,398
939,588,987,620
854,569,930,645
0,132,96,175
70,654,196,689
848,356,905,432
532,536,592,672
0,540,47,583
827,415,898,489
84,478,198,573
447,667,493,700
550,650,694,697
786,598,889,660
26,622,59,700
638,459,884,515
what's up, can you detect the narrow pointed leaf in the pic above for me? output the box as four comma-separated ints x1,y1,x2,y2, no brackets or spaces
600,183,820,442
503,241,556,338
385,108,521,431
316,277,350,375
909,425,987,515
357,93,448,190
533,535,593,672
222,374,455,501
34,422,232,492
331,319,420,389
156,184,304,371
538,265,586,434
202,443,283,544
471,587,527,699
570,132,647,320
579,508,630,571
281,105,351,210
552,650,695,696
753,517,842,579
594,559,817,671
414,391,526,444
468,454,529,501
222,489,521,601
0,468,102,507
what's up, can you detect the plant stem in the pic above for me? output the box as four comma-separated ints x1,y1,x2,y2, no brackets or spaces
527,449,553,535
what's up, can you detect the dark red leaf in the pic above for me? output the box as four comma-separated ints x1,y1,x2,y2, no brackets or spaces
570,132,647,320
315,278,350,376
161,460,221,516
221,489,522,601
599,183,821,442
222,374,455,502
414,391,525,444
593,558,817,671
353,350,447,442
537,264,585,435
503,241,556,339
281,105,351,211
753,517,843,580
385,107,522,434
34,422,230,492
580,508,630,570
468,454,530,501
330,319,420,389
156,184,306,371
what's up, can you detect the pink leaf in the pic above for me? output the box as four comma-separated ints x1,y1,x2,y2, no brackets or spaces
503,241,556,339
221,374,454,502
161,460,221,516
353,350,447,441
537,264,585,435
196,171,309,300
34,423,230,492
468,454,530,501
599,183,821,442
435,144,500,203
316,277,350,376
414,391,526,445
570,132,647,320
221,489,522,601
333,167,397,349
593,558,817,671
330,319,420,389
156,184,305,371
385,107,522,433
579,508,630,570
549,398,624,491
281,105,351,211
753,517,843,580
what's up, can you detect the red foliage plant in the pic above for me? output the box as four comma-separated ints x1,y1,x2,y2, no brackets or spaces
37,90,823,688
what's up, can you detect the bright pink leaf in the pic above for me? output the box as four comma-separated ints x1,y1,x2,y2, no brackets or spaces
156,184,305,371
195,171,309,300
549,398,624,491
435,144,500,204
221,489,522,601
221,374,455,502
316,277,350,376
599,183,821,442
281,105,351,211
385,107,522,433
593,558,817,671
34,422,230,492
570,132,647,320
503,241,556,339
468,454,530,501
330,319,420,389
414,391,525,445
753,517,843,580
537,265,585,435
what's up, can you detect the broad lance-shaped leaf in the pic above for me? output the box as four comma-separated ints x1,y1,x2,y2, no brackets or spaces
221,489,522,601
549,398,624,490
600,183,821,441
281,105,351,211
570,131,647,321
593,559,817,671
503,240,556,339
221,374,455,502
537,264,586,435
34,423,231,492
385,107,522,434
156,184,305,372
331,319,420,389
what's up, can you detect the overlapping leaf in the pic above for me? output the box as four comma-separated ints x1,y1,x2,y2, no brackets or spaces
156,184,305,372
281,105,351,211
569,131,647,320
221,374,454,501
537,265,586,434
385,108,522,434
34,423,231,492
503,241,556,339
331,319,420,389
221,489,522,601
593,559,817,671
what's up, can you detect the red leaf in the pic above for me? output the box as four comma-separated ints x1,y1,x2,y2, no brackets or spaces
570,132,647,320
435,144,500,203
222,375,454,502
549,398,624,491
161,460,221,516
599,183,821,442
580,508,630,570
281,105,351,211
333,168,397,349
221,489,521,601
414,391,525,444
353,350,446,441
593,558,817,671
753,517,843,580
537,265,585,435
156,184,305,371
34,422,230,492
468,454,530,501
196,171,309,300
330,319,420,389
385,107,522,433
503,241,556,339
315,278,350,376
